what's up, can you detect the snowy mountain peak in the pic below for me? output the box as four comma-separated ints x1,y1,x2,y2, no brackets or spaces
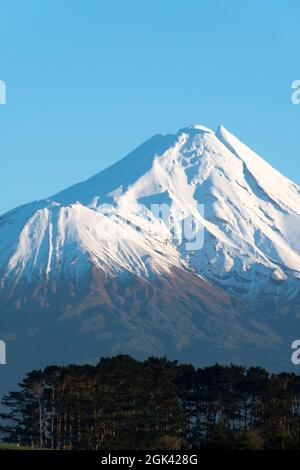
3,123,300,382
1,124,300,302
177,124,214,135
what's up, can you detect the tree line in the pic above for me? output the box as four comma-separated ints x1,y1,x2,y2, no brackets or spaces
1,355,300,450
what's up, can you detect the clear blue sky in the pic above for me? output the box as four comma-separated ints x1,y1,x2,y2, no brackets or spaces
1,0,300,214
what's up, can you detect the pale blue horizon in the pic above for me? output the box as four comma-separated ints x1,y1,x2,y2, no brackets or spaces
1,0,300,214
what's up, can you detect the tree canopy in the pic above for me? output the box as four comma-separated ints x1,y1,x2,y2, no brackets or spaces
1,355,300,450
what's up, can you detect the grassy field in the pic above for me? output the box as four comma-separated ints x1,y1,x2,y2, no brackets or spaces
0,443,43,450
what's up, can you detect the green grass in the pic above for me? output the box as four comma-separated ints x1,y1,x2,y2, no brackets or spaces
0,443,44,450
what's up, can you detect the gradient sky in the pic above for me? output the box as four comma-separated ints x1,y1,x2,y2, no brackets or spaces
0,0,300,214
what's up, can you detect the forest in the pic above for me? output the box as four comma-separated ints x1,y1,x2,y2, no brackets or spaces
1,355,300,450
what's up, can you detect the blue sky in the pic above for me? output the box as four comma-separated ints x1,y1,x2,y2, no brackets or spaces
0,0,299,214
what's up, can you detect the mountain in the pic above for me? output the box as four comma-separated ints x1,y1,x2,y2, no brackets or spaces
1,124,300,393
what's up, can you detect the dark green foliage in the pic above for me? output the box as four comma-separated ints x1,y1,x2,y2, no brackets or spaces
1,356,300,450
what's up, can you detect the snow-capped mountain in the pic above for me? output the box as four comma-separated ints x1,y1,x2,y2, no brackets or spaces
1,124,300,299
1,124,300,393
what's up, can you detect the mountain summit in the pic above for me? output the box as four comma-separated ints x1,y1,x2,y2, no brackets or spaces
1,124,300,393
2,124,300,296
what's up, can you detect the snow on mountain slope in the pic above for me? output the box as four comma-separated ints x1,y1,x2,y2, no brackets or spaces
0,200,182,291
54,123,300,298
1,124,300,301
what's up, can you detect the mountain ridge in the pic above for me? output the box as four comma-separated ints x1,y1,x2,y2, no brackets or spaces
1,123,300,296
